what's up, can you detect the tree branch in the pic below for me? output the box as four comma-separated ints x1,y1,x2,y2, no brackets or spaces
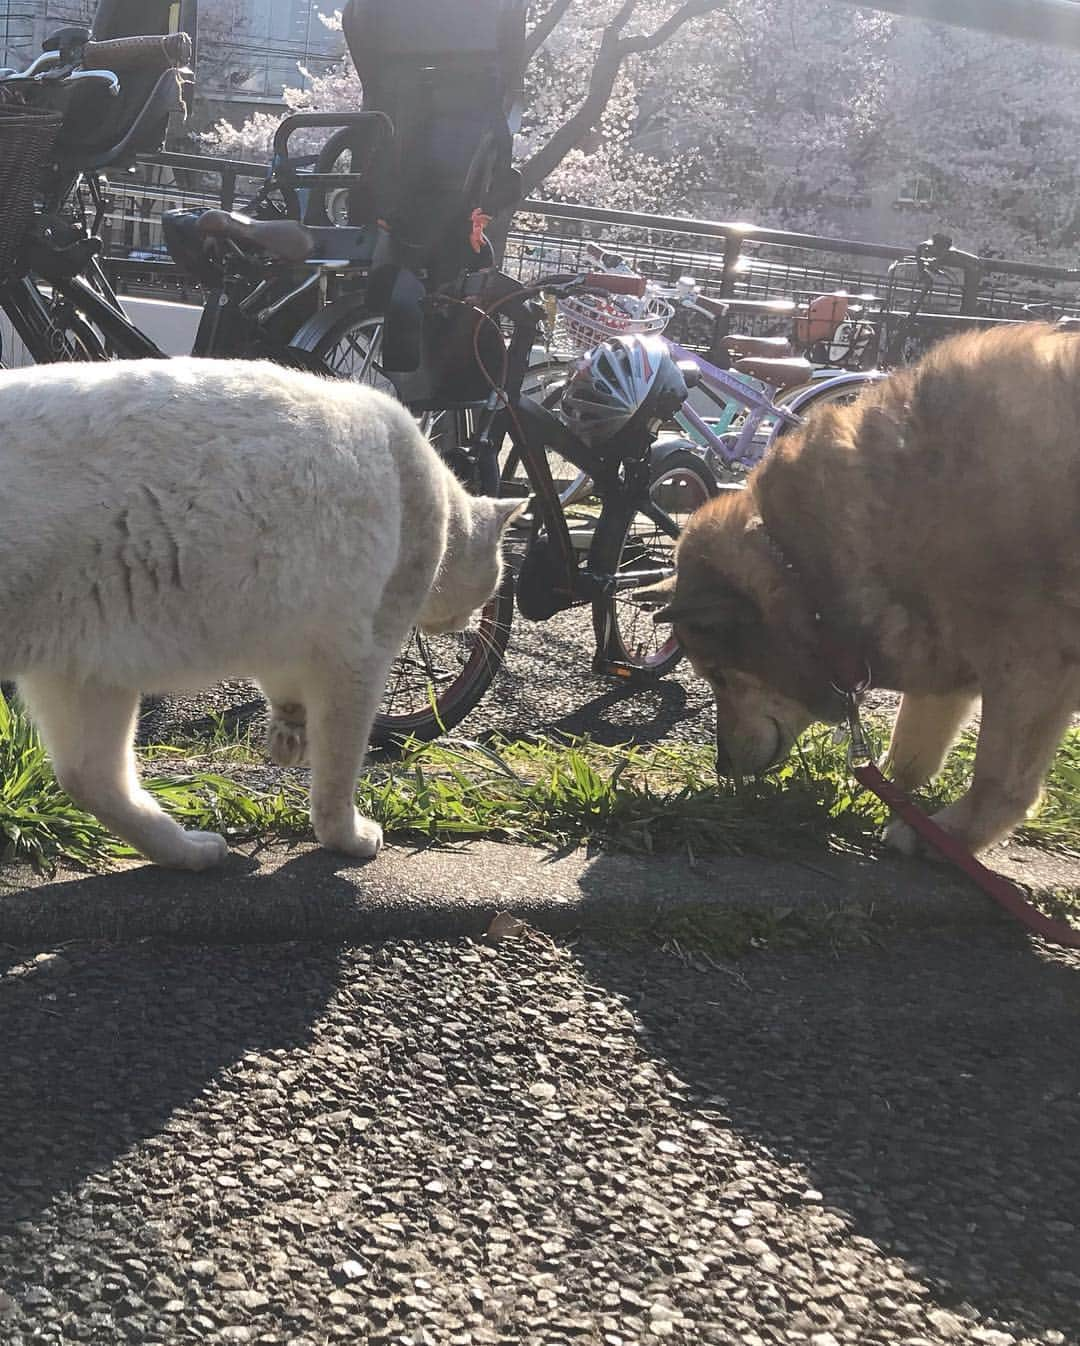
520,0,728,195
525,0,577,61
618,0,726,55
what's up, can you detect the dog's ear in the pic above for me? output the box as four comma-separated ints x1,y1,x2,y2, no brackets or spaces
634,575,677,614
637,576,760,629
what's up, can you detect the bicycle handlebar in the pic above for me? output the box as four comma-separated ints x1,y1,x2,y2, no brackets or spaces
10,49,63,78
583,271,646,297
912,233,981,275
83,34,188,64
0,60,120,94
521,270,646,299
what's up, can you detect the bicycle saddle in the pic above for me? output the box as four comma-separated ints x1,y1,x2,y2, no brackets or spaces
723,334,794,359
197,209,315,264
732,356,814,390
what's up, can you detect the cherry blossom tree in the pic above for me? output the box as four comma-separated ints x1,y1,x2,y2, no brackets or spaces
195,0,1080,261
200,1,732,203
877,19,1080,259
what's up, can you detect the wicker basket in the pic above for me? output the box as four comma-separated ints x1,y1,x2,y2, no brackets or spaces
0,104,62,282
553,288,675,356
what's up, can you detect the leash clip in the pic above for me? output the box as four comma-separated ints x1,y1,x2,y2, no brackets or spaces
842,691,873,770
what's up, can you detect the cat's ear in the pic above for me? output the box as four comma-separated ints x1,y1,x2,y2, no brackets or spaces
486,498,527,532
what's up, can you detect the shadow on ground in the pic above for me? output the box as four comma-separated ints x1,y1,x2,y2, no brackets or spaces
575,848,1080,1339
0,933,343,1230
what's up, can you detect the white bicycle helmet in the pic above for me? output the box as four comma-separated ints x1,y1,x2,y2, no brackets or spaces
560,333,688,446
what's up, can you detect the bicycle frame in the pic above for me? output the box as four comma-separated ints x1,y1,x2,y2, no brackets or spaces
670,341,886,471
667,339,801,469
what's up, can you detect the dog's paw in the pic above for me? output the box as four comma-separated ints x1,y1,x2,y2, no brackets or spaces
883,817,924,857
884,811,983,864
266,704,307,766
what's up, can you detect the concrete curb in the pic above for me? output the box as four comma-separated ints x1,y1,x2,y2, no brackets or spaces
2,837,1071,948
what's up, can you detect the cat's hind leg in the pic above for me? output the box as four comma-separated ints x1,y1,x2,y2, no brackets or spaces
262,695,307,767
19,672,229,870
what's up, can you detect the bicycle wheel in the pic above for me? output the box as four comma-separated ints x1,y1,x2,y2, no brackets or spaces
309,311,397,395
521,355,575,400
370,573,515,746
1,290,108,364
42,310,107,361
589,448,717,678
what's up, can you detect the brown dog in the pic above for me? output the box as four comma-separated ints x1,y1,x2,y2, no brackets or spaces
645,323,1080,855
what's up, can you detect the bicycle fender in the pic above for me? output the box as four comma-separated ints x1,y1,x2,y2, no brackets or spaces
287,290,373,354
650,434,702,458
648,435,711,470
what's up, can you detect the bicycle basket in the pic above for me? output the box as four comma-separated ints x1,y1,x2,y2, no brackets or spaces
554,287,674,356
0,105,62,281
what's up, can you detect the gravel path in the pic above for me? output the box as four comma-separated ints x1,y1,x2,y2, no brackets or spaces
136,607,719,750
135,591,917,752
2,927,1078,1345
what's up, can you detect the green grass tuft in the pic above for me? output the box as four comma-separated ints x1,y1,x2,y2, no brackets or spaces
0,689,1077,876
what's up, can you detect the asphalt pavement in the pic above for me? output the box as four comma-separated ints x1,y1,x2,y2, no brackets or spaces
4,604,1080,1345
2,912,1078,1346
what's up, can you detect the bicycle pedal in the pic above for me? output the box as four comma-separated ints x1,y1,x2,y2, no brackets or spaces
592,656,660,683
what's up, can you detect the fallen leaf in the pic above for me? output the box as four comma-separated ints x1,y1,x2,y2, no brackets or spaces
487,912,526,942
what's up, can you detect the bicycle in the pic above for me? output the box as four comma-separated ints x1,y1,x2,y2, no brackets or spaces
511,245,888,484
835,233,986,371
525,235,995,481
0,26,402,382
370,266,724,743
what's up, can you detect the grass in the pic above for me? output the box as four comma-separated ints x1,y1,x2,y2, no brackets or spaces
0,690,1078,877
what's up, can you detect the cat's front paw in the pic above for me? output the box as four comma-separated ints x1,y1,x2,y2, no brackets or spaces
315,811,384,860
154,830,230,871
266,705,307,766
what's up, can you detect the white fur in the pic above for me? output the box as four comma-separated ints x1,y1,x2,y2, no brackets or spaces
0,357,518,869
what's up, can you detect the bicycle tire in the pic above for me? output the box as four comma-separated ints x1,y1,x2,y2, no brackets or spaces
521,356,575,400
502,358,594,507
370,573,515,746
306,305,515,745
309,126,365,226
589,449,717,678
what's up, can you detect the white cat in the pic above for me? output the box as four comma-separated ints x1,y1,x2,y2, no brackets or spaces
0,357,519,870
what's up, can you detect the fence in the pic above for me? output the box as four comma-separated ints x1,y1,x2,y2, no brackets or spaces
101,153,1080,348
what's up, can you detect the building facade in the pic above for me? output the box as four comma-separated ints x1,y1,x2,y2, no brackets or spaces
0,1,94,69
0,1,342,113
195,0,342,108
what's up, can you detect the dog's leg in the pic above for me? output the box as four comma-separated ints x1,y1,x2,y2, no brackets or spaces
882,689,976,791
887,672,1077,856
20,672,229,870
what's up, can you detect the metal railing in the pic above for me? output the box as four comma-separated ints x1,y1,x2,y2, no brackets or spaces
99,153,1080,346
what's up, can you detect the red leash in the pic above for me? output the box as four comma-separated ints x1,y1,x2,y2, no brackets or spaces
841,692,1080,949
